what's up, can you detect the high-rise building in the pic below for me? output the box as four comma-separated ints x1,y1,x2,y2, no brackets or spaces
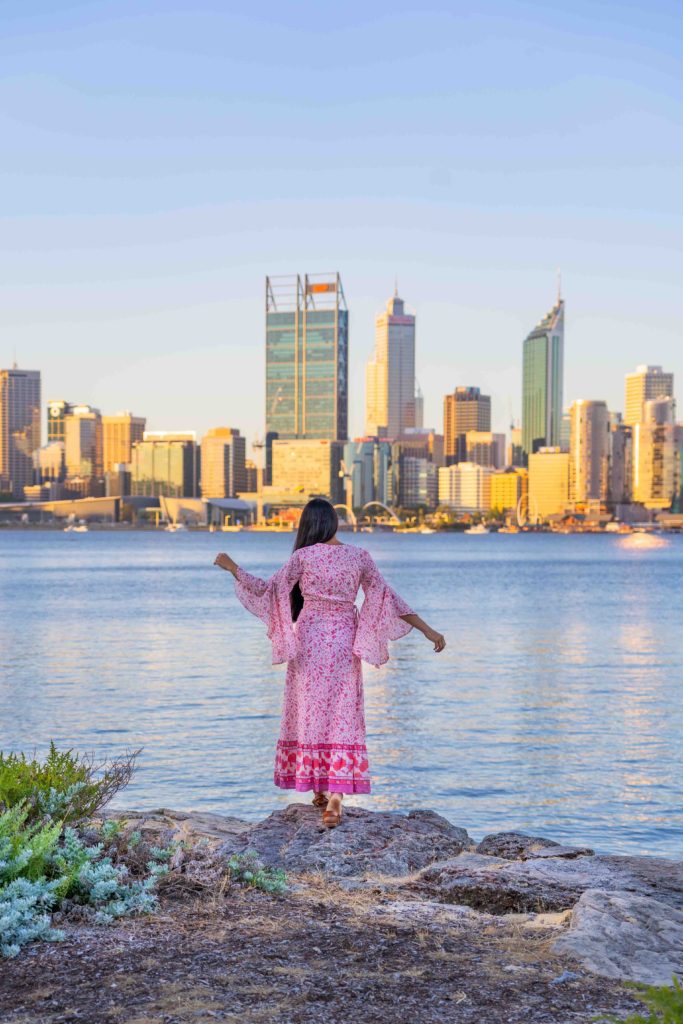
395,428,445,467
342,439,392,510
102,412,146,473
33,441,66,484
625,365,674,426
131,432,198,497
507,425,525,468
438,462,492,514
522,298,565,456
0,368,41,498
365,291,420,438
528,447,570,519
271,438,343,503
200,427,247,498
568,400,610,504
394,456,437,509
47,399,73,444
609,421,633,505
64,405,103,479
443,387,491,465
632,397,679,509
265,274,348,480
465,431,506,469
491,467,528,513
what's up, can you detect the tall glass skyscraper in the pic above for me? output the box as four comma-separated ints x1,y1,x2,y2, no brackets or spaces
0,367,41,498
522,298,565,457
265,274,348,476
365,291,420,438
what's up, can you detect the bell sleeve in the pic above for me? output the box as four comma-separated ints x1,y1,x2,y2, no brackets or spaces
352,549,415,668
234,550,302,665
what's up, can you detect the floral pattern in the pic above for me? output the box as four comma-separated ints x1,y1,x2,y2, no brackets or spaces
234,543,414,794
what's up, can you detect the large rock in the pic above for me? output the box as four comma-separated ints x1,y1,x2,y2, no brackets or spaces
219,803,473,878
554,889,683,986
477,831,594,861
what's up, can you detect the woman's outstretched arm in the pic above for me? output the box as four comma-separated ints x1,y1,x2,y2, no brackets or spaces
400,613,446,653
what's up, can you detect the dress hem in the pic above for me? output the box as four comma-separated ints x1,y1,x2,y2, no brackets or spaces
274,774,371,795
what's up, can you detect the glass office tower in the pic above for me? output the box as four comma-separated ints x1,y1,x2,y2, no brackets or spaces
522,298,565,457
265,274,348,475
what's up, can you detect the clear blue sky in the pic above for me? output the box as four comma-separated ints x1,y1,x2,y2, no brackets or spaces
2,1,682,441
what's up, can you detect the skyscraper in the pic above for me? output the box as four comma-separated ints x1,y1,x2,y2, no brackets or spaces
365,291,420,438
443,387,491,465
0,367,41,498
624,365,674,426
528,447,570,519
131,432,198,498
265,274,348,478
632,397,679,509
47,399,73,444
568,400,610,504
200,427,246,498
522,298,565,456
102,412,146,473
64,405,103,479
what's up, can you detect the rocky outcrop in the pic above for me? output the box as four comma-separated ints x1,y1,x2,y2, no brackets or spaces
109,804,682,987
218,803,473,878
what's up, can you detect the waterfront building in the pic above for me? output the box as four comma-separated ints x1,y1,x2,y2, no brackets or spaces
609,421,633,504
438,462,492,514
244,459,258,493
569,400,610,505
625,365,674,426
342,438,392,510
522,298,565,456
395,428,445,467
465,431,506,469
64,405,103,480
443,387,491,465
265,273,348,477
200,427,247,498
507,425,525,467
271,438,343,503
490,467,528,513
528,447,570,519
102,412,146,473
131,431,198,498
33,441,66,484
47,399,73,444
394,455,437,510
0,367,41,498
365,291,421,438
632,397,679,509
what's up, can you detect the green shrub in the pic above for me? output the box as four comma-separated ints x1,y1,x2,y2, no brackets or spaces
594,976,683,1023
227,851,287,895
0,877,64,958
0,803,62,884
0,742,139,826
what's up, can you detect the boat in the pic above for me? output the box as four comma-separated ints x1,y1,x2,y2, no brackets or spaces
617,532,669,550
72,524,89,533
221,524,243,533
465,523,489,535
418,526,435,535
164,523,186,533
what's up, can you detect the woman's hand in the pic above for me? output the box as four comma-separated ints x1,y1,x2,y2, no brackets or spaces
214,552,238,576
423,626,446,653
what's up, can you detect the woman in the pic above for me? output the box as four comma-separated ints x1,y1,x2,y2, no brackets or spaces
214,498,445,828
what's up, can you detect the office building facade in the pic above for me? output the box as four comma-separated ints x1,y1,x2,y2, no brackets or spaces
443,387,491,465
265,274,348,479
568,400,610,504
624,365,674,426
528,447,570,519
0,368,41,498
64,405,103,480
632,397,679,509
438,462,492,514
102,412,146,473
491,467,528,512
271,438,343,503
200,427,247,498
47,399,73,444
465,431,506,469
365,291,421,438
131,432,198,498
342,439,392,510
522,298,564,456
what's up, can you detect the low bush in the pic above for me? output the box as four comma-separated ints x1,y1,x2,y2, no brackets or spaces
227,850,287,895
594,976,683,1023
0,742,139,826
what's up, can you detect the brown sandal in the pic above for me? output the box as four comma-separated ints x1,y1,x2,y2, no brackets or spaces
312,792,329,809
322,795,343,829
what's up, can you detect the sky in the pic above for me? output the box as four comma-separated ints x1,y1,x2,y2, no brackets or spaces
1,0,682,444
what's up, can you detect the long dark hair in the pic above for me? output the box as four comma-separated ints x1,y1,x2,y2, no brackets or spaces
290,498,338,621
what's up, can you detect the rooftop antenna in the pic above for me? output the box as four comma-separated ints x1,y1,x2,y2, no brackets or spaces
394,275,399,298
557,267,562,303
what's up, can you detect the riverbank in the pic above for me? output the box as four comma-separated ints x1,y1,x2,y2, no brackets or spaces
2,804,681,1024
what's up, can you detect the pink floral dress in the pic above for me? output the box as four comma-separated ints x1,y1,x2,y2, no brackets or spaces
234,543,414,794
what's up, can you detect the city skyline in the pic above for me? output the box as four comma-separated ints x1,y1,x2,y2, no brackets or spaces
1,4,681,442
